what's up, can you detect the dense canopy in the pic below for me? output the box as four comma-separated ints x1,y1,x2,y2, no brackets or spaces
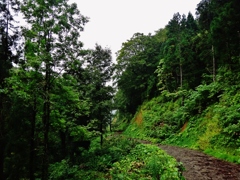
0,0,240,179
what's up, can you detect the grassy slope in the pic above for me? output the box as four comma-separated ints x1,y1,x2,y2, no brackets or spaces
123,88,240,164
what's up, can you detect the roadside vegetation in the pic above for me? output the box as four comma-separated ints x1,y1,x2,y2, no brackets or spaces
113,0,240,166
122,82,240,164
48,135,185,180
1,0,240,179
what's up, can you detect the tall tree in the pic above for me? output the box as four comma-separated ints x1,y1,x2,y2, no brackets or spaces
210,0,240,72
157,13,201,92
196,0,217,82
81,44,114,146
180,12,202,89
0,0,20,179
3,68,43,179
196,0,213,31
157,13,182,92
115,33,162,117
21,0,88,179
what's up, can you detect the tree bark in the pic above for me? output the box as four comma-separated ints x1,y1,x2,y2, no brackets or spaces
180,63,183,88
30,97,37,180
60,131,66,159
100,118,103,147
0,101,5,180
41,62,51,180
212,45,216,82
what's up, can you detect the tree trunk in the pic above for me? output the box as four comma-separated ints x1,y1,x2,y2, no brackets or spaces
0,105,5,180
212,45,216,82
41,92,50,180
30,97,37,180
0,2,9,178
100,120,103,147
60,131,66,159
41,63,51,180
41,101,50,180
180,63,183,88
0,147,4,180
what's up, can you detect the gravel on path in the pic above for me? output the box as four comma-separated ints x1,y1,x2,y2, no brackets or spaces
158,145,240,180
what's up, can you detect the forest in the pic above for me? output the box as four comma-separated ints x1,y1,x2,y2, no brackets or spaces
0,0,240,179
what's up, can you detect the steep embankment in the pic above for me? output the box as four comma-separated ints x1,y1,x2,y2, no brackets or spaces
123,85,240,164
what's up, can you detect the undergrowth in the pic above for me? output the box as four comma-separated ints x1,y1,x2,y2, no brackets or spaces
121,82,240,164
110,143,185,180
49,135,185,179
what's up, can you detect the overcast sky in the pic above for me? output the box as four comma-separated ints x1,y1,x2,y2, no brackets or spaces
70,0,200,61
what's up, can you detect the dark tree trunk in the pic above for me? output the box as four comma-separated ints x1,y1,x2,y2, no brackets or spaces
30,97,37,180
41,92,50,180
0,110,5,180
100,120,103,147
180,63,183,89
212,45,216,82
41,63,51,180
0,2,9,178
0,148,4,180
60,131,66,159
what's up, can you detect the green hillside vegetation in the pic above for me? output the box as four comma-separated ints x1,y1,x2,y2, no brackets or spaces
114,0,240,165
123,81,240,164
1,0,240,179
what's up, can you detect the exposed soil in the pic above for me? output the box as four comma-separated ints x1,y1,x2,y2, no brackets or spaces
158,145,240,180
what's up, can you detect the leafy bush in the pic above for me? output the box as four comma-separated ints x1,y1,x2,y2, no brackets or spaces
49,160,80,180
109,144,185,180
118,79,240,165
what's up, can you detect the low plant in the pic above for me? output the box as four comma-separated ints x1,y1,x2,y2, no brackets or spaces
49,159,80,180
109,144,185,180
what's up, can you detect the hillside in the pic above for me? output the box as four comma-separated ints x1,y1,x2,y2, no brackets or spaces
113,0,240,167
120,81,240,164
1,0,240,179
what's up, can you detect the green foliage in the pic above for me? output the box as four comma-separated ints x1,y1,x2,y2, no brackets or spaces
114,1,240,169
54,135,184,180
124,94,184,142
156,12,201,92
204,149,240,164
0,2,22,178
114,32,162,116
49,160,80,180
2,0,240,179
71,136,139,179
122,79,240,164
109,144,185,180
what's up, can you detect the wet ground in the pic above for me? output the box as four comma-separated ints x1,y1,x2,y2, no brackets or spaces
158,145,240,180
114,133,240,179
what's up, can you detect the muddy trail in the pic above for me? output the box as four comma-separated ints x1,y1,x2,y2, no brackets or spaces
113,132,240,179
135,139,240,180
158,145,240,180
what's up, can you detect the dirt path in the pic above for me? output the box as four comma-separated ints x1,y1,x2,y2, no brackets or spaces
114,133,240,179
158,145,240,180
